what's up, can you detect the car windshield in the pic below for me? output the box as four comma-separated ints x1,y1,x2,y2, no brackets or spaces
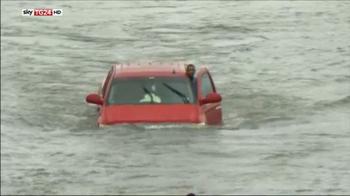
107,77,195,105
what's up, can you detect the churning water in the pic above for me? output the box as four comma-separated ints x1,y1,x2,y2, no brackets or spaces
1,1,350,194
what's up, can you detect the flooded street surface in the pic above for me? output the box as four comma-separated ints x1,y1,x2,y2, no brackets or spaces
1,1,350,194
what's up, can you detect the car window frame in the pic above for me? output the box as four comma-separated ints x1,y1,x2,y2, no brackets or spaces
199,71,215,98
102,67,113,98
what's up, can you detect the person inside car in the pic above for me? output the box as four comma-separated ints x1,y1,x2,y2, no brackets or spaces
140,83,162,103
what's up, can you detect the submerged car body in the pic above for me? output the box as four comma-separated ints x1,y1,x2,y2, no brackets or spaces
86,63,222,126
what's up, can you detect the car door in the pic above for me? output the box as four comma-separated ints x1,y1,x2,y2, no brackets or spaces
198,71,222,124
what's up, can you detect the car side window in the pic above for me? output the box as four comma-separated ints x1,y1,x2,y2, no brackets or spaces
102,69,113,97
201,73,214,97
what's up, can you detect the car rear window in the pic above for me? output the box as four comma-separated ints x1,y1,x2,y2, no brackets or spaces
107,77,195,105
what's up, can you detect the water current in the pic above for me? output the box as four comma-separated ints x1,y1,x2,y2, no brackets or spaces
1,1,350,194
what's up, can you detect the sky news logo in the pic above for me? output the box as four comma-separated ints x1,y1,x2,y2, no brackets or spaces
22,9,63,16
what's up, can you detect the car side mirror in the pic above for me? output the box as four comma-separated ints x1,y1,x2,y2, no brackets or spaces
200,92,222,105
86,93,103,105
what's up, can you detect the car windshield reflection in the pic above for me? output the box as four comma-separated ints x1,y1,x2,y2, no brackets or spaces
107,77,195,105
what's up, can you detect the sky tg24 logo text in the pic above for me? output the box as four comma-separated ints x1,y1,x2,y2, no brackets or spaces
22,8,63,16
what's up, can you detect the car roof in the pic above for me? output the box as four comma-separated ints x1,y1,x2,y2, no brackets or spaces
112,63,190,78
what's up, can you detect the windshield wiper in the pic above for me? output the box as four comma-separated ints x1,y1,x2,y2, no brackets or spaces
142,86,154,103
162,82,189,104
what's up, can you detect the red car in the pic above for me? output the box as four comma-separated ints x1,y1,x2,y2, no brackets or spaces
85,63,222,126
